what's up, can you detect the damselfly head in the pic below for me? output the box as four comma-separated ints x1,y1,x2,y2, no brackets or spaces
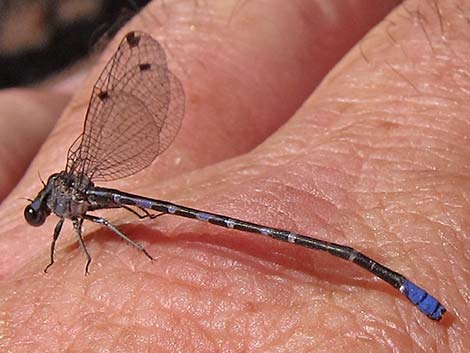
24,203,50,227
23,173,59,226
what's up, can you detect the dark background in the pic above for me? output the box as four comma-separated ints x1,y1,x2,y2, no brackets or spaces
0,0,151,88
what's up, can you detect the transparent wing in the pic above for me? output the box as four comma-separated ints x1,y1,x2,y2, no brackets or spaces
66,31,184,181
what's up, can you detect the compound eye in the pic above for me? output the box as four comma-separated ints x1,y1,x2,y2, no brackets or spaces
24,205,47,226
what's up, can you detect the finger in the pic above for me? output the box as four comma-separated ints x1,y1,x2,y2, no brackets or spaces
144,0,404,167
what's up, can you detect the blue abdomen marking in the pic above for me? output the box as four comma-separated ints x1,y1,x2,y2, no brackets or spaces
259,228,272,235
400,280,446,320
137,199,154,209
196,212,212,222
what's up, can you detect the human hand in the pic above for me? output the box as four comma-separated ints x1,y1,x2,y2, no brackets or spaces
0,0,466,352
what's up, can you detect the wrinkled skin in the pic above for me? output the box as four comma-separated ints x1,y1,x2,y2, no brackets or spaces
0,0,468,352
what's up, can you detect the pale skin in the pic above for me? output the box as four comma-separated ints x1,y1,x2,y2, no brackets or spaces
0,0,468,352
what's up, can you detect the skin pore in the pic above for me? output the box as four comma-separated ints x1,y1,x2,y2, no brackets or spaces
0,0,468,352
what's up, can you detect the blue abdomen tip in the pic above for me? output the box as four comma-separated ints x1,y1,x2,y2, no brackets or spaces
400,280,446,320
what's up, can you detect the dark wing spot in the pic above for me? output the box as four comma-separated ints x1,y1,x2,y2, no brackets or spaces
98,90,109,101
139,63,151,71
125,31,141,48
